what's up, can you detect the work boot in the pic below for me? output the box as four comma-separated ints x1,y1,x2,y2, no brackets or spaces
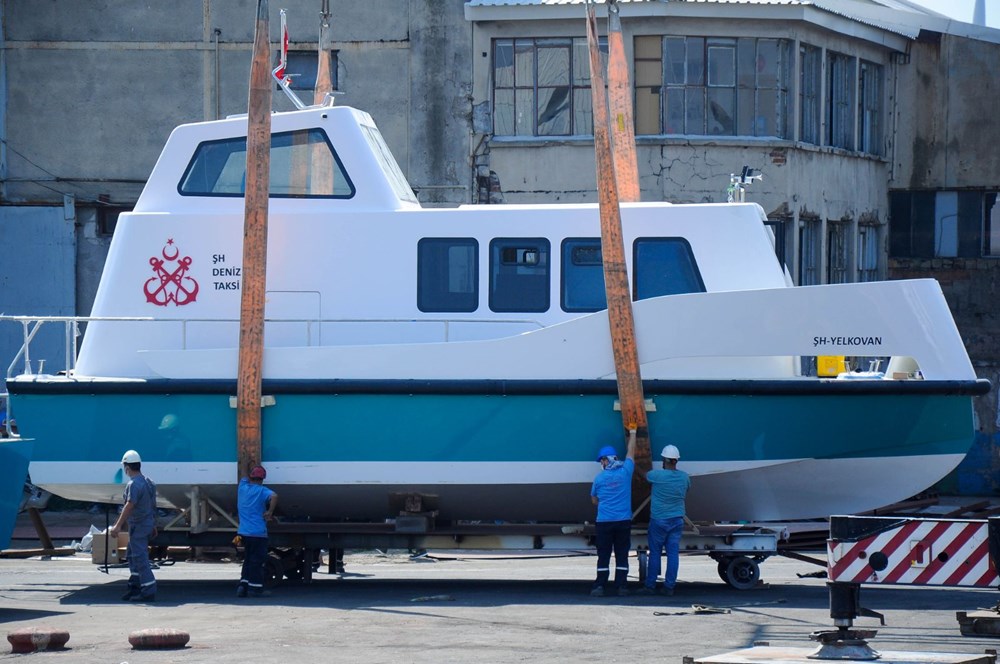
661,586,675,597
616,587,630,597
128,594,155,602
249,589,272,598
236,585,248,598
121,589,138,601
589,586,605,597
635,586,655,596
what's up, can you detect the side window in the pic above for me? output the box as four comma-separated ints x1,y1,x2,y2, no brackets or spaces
561,238,606,312
489,238,550,313
633,238,705,300
417,239,478,313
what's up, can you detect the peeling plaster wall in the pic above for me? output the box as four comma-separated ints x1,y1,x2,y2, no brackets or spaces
890,34,1000,494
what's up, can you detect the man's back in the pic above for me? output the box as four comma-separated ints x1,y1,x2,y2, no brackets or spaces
592,459,635,522
647,468,690,520
237,478,274,537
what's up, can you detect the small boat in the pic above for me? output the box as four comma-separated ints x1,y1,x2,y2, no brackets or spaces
2,102,988,523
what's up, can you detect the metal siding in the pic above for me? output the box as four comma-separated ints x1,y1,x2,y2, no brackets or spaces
0,206,76,391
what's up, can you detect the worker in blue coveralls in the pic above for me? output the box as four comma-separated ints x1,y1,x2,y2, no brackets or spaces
637,444,691,597
110,449,158,602
236,464,278,598
589,428,637,597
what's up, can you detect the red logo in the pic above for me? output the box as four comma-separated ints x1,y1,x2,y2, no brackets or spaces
144,239,199,307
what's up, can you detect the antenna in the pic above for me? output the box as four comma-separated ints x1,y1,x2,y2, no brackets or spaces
727,166,763,203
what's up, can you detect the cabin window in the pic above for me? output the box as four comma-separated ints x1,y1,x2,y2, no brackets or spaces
178,129,355,198
489,238,550,312
890,190,999,258
633,238,705,299
417,238,479,313
561,238,606,312
634,35,791,138
492,37,605,137
360,125,418,203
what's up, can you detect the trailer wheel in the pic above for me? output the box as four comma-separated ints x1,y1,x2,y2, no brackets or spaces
717,559,729,583
723,556,760,590
263,554,283,588
637,550,648,585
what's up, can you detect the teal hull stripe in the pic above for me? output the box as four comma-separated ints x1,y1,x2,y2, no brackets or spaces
13,388,975,465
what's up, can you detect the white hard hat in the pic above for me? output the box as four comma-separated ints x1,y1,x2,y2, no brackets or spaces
661,445,680,460
121,449,141,464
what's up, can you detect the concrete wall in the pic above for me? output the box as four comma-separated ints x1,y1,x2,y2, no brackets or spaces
888,33,1000,495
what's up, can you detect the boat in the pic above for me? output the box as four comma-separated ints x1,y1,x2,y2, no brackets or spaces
1,100,988,524
0,433,32,549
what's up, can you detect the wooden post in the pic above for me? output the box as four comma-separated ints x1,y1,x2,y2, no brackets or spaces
236,0,272,480
585,1,651,505
312,1,335,193
314,0,333,106
606,0,639,202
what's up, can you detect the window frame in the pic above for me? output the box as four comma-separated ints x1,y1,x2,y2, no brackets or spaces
632,237,706,300
488,237,551,313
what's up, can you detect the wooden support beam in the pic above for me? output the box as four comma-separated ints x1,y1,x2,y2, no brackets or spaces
606,0,639,202
585,1,651,506
236,0,273,479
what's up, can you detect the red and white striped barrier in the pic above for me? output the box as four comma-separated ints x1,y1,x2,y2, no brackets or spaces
828,516,999,587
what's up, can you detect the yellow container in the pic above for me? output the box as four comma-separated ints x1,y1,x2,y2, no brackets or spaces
817,355,847,377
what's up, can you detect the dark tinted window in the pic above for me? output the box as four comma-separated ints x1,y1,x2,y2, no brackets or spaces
489,238,550,313
561,238,606,312
417,239,478,313
634,238,705,299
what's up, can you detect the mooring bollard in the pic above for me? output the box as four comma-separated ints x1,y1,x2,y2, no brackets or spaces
127,627,190,649
7,626,71,653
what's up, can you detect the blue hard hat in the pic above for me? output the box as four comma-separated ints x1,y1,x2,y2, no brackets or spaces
596,445,618,461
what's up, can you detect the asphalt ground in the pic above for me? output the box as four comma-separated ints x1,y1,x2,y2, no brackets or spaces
1,548,999,663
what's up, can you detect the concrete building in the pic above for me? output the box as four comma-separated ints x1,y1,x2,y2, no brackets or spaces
1,0,998,493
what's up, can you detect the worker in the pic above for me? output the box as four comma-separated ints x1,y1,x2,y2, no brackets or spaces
637,444,690,597
109,449,158,602
236,464,278,598
589,428,637,597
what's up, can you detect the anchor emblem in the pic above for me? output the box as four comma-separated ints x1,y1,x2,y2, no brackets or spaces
143,239,199,307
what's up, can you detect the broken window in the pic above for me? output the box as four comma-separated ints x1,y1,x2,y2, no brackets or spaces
827,221,850,284
799,44,821,145
857,224,880,282
889,190,994,258
492,37,605,137
858,60,883,155
635,36,790,138
827,52,855,150
276,50,338,91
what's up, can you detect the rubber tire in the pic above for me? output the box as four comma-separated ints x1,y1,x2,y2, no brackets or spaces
717,559,730,583
724,556,760,590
